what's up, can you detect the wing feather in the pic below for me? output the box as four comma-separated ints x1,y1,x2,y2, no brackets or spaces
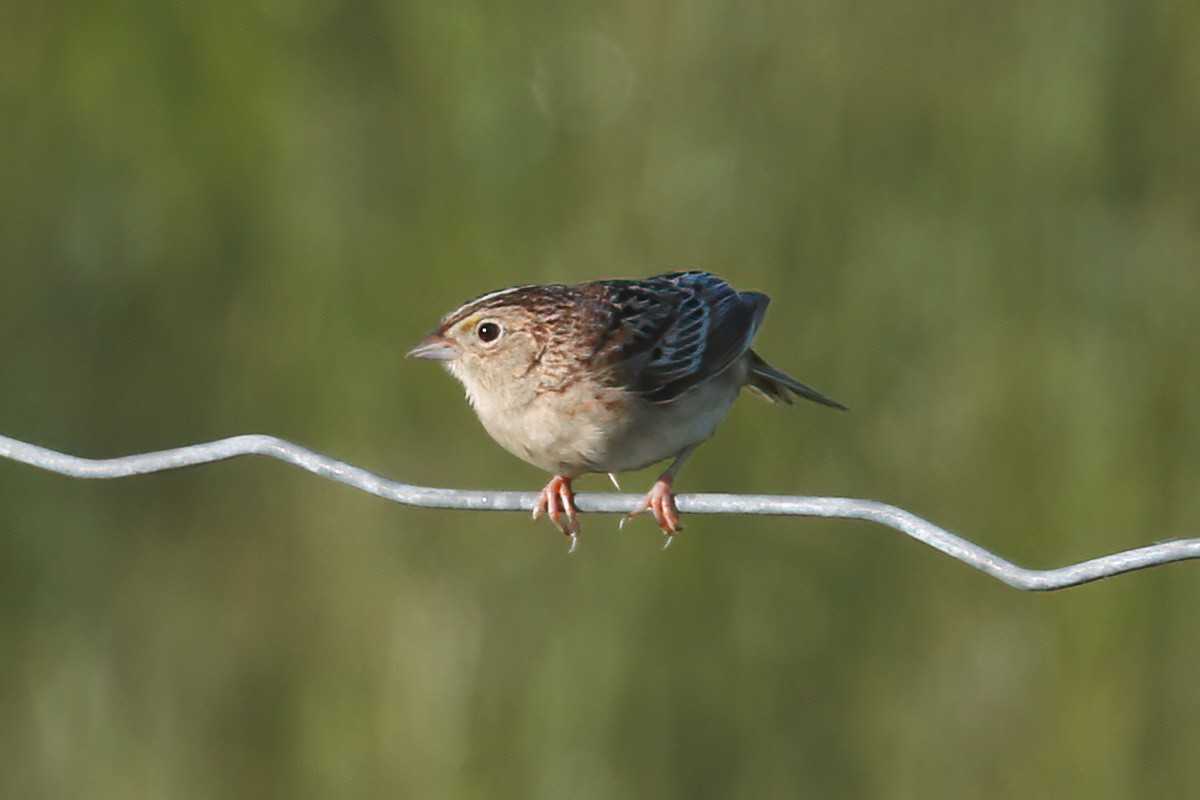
592,271,768,403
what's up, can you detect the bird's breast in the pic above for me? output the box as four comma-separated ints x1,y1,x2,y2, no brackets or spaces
466,378,619,475
465,358,748,476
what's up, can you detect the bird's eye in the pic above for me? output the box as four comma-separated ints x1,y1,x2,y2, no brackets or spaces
476,321,502,343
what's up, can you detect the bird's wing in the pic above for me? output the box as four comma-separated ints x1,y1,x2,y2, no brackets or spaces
593,271,768,403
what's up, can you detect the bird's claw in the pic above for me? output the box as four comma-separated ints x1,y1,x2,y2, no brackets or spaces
622,478,683,545
533,475,581,550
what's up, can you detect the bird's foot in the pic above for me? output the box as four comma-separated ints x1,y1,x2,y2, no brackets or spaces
621,476,683,547
532,474,580,551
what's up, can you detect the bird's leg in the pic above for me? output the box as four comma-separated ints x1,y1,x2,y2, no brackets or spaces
623,445,697,546
532,474,580,550
641,476,681,545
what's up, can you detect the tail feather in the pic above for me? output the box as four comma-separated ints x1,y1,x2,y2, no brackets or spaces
746,351,847,411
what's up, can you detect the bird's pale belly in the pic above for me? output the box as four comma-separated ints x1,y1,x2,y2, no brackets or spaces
596,377,742,472
475,361,747,476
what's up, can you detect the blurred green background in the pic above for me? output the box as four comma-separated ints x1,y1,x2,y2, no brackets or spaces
2,0,1199,797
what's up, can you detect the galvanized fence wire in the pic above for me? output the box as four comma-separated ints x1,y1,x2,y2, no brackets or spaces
2,433,1198,591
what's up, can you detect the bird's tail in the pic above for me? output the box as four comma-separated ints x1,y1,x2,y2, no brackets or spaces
746,351,847,411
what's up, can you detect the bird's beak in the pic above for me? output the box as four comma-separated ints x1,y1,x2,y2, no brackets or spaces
406,333,458,361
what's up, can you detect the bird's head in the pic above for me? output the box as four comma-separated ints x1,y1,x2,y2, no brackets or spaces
407,286,563,401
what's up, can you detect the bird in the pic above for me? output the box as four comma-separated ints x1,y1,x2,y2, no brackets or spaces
407,270,845,548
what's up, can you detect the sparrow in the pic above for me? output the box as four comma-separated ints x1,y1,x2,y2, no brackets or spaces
407,270,845,548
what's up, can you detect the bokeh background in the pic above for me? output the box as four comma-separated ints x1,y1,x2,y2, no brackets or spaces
3,1,1199,797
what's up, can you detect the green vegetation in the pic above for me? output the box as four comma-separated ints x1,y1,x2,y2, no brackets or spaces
2,0,1198,797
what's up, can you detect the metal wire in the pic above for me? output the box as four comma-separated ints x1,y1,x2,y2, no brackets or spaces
2,432,1197,590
